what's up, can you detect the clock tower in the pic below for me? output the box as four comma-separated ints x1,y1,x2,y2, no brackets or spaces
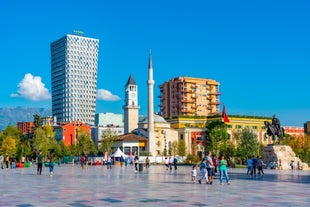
123,75,140,133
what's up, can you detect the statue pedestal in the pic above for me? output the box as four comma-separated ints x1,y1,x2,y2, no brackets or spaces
263,145,308,170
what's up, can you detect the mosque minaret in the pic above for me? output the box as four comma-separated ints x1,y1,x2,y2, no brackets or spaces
147,51,156,156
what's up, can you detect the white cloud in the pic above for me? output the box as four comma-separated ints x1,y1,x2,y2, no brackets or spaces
97,89,121,101
10,73,51,101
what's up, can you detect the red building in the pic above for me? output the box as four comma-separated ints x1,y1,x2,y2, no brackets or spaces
54,121,91,146
283,126,304,138
17,122,34,135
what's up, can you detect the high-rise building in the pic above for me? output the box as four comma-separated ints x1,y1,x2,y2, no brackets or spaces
51,32,99,125
159,76,221,118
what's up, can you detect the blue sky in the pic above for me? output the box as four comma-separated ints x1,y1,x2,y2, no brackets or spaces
0,0,309,126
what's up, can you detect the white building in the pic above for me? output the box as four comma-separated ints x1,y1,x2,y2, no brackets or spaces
95,112,123,127
50,31,99,125
92,126,124,146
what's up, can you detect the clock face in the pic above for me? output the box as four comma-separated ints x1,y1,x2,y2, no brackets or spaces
130,93,136,98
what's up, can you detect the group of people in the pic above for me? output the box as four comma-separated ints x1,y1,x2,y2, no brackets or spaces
164,156,178,171
0,154,18,169
36,150,55,176
247,156,266,176
191,151,230,185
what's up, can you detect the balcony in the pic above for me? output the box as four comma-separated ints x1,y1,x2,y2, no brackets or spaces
210,101,221,105
181,99,195,103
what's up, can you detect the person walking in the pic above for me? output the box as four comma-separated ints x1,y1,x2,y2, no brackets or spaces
37,151,43,175
251,156,258,176
219,155,230,185
134,155,139,172
145,157,150,168
48,152,54,176
173,156,178,170
257,156,266,175
106,156,112,169
5,154,9,169
206,151,215,184
246,156,253,175
11,154,16,169
191,165,197,183
0,154,3,169
198,158,209,184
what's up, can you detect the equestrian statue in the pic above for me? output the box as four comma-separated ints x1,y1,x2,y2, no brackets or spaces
264,115,285,144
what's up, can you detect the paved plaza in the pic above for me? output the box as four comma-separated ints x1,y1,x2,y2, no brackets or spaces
1,164,310,207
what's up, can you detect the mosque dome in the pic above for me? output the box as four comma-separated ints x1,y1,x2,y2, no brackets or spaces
140,114,167,123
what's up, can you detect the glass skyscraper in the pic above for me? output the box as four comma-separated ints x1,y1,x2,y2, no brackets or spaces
51,32,99,125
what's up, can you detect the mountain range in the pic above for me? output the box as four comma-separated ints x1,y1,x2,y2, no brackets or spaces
0,107,52,130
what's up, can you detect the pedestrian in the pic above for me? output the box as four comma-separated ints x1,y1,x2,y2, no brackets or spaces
11,154,16,169
173,156,178,170
257,156,266,175
198,158,209,184
219,155,230,185
134,155,139,172
145,157,150,168
37,151,43,175
169,156,174,170
191,165,197,183
278,159,283,170
48,152,54,176
206,151,215,184
58,158,61,167
251,156,257,176
290,160,294,170
164,157,169,170
107,156,112,169
80,154,85,169
246,156,253,175
0,154,3,169
5,154,9,169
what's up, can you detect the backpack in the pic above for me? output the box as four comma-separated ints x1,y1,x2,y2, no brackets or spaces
174,158,177,164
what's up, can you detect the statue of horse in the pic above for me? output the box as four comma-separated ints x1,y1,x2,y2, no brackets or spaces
264,115,285,144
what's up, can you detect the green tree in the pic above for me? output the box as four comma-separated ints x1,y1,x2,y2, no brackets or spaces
0,125,23,159
205,120,227,152
208,124,232,157
32,125,56,158
234,127,260,163
178,139,187,156
75,131,97,156
0,136,17,156
171,141,178,156
98,129,117,154
33,114,42,130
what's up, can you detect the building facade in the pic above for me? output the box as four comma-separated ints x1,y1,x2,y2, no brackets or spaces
159,76,221,118
123,75,139,133
283,126,304,137
92,126,124,146
17,122,34,135
95,113,123,127
50,32,99,125
54,121,91,146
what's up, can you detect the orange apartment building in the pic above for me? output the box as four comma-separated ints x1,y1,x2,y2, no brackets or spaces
17,122,34,135
159,76,221,118
54,121,91,146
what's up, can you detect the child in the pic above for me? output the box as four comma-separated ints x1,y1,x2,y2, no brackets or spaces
191,165,197,183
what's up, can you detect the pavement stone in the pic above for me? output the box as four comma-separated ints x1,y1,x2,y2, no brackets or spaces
1,164,310,207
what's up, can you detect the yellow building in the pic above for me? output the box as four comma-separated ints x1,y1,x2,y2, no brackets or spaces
207,115,273,145
159,76,221,118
